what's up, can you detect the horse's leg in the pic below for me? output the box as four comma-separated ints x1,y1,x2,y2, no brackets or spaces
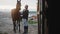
13,20,16,33
16,20,18,30
19,20,20,32
17,20,20,32
18,20,20,32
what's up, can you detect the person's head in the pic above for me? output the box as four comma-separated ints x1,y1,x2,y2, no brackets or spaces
16,2,21,10
25,5,28,10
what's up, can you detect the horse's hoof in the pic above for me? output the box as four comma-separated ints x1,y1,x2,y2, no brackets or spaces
16,28,18,30
19,32,21,34
16,26,18,30
23,32,28,34
19,30,20,33
13,31,16,34
19,31,21,33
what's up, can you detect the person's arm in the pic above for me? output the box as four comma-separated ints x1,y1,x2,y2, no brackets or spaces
27,10,29,19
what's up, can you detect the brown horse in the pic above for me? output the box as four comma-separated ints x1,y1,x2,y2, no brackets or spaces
11,0,21,33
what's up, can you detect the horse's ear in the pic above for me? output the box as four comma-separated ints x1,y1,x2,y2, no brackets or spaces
17,0,21,5
17,0,21,3
17,0,21,2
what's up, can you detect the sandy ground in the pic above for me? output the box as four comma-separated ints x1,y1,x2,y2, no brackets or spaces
0,18,38,34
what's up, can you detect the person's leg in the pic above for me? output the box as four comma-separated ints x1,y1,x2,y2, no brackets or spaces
24,19,28,34
24,26,28,34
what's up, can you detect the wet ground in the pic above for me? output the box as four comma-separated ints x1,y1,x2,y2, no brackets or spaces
0,18,38,34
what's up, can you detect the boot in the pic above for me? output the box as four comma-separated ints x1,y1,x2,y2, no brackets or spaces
23,26,28,34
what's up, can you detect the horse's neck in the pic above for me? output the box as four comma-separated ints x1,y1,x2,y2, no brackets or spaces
11,8,20,14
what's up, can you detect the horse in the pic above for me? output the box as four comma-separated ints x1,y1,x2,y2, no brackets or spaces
11,1,21,33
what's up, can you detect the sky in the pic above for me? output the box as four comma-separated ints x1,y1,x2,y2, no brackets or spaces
0,0,37,11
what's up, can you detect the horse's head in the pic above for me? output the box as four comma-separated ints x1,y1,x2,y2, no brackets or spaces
16,0,21,11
